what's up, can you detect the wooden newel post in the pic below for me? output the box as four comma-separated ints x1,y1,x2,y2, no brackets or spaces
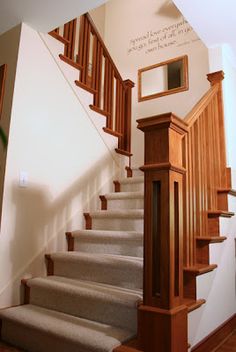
137,113,188,352
118,79,135,154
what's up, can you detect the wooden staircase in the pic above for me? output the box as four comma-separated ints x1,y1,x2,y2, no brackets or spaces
0,10,235,352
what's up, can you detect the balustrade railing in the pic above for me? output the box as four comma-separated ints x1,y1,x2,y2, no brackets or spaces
49,14,134,156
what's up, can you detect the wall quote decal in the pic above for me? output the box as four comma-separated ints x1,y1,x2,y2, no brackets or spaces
127,17,200,55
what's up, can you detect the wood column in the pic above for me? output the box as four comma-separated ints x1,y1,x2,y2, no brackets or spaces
207,71,227,189
118,79,135,154
137,113,188,352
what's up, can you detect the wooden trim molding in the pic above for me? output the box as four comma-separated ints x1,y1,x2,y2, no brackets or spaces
191,314,236,352
66,232,74,251
0,64,7,119
138,55,189,102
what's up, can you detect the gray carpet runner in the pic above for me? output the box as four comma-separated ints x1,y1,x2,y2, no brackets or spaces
0,173,144,352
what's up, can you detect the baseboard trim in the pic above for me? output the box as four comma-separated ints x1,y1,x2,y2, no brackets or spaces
191,314,236,352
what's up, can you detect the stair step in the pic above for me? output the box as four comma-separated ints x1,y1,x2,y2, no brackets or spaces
25,276,142,331
0,304,135,352
184,264,217,275
182,298,206,312
71,230,143,257
196,236,227,243
101,192,144,210
208,210,235,218
86,210,144,231
116,177,144,192
48,252,143,290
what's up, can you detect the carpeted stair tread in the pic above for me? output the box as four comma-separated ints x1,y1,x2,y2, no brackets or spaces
71,230,143,257
89,209,144,219
49,252,143,289
118,177,144,185
0,304,135,352
104,192,144,200
71,229,143,241
27,276,142,330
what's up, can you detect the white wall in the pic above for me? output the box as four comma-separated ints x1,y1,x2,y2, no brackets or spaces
103,0,209,166
0,23,122,307
189,196,236,348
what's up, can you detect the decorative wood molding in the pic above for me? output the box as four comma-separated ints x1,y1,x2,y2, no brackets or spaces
99,195,107,210
66,232,74,251
89,105,110,117
49,30,70,45
83,213,92,230
45,254,54,275
125,166,133,178
184,264,217,276
191,314,236,352
59,54,83,70
115,148,133,157
103,127,122,138
113,181,121,193
21,279,30,304
75,80,97,95
207,70,224,86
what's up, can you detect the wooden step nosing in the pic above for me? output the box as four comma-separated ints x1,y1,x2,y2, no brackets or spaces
74,80,97,95
196,236,227,243
59,54,83,70
89,105,111,117
184,264,217,275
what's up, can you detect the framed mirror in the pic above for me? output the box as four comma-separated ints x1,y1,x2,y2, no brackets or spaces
138,55,189,102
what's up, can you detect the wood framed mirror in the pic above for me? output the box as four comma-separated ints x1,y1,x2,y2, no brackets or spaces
138,55,189,102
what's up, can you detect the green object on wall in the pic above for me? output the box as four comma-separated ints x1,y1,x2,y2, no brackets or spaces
0,127,7,147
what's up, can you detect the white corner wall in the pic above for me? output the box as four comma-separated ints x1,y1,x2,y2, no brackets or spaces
103,0,209,166
0,22,121,308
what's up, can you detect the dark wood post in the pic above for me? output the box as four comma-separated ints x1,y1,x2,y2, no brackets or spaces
137,113,188,352
117,79,135,156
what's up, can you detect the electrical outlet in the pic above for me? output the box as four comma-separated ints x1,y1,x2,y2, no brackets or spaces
19,171,28,187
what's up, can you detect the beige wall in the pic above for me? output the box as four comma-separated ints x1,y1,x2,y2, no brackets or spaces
0,23,122,307
90,4,106,38
103,0,209,166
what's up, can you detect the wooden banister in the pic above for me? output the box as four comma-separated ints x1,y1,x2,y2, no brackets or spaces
136,71,228,352
49,14,134,156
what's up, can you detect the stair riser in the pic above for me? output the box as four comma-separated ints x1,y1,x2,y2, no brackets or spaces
1,321,90,352
120,183,144,192
74,239,143,257
106,198,144,210
91,218,143,232
29,286,138,331
53,260,143,290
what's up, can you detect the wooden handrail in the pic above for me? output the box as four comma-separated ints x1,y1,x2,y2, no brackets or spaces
185,84,219,126
49,14,134,157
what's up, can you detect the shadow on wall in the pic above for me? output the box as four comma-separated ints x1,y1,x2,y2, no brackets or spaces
6,152,117,305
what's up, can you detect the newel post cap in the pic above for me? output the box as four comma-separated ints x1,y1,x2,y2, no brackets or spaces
207,70,224,86
137,112,188,135
123,79,135,88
